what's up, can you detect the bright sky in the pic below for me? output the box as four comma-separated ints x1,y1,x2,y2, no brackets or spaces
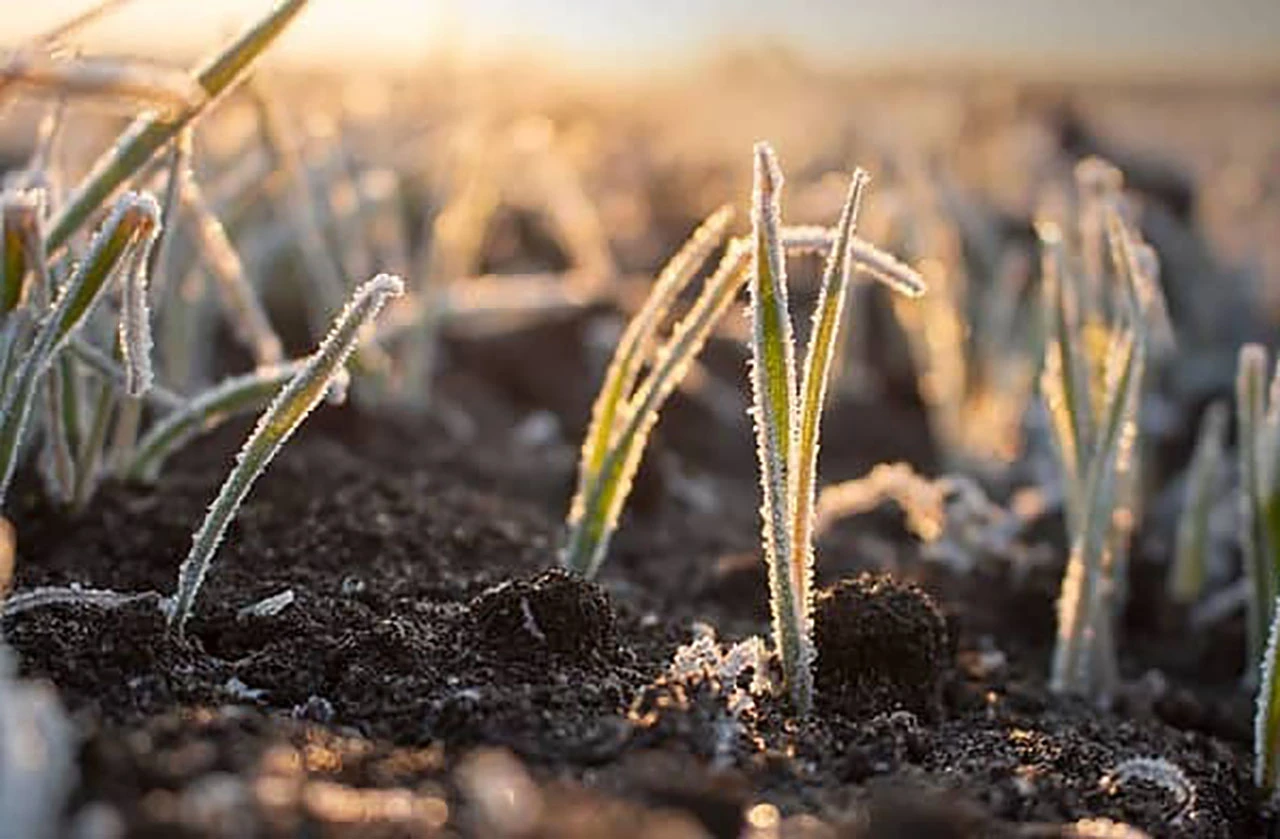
3,0,1279,77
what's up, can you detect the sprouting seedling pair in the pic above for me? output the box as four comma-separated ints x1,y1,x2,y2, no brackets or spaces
561,204,744,577
745,143,925,713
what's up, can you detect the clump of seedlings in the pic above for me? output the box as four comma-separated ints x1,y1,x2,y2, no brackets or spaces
1039,162,1164,700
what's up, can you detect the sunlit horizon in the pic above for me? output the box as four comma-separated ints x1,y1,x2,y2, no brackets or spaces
3,0,1279,81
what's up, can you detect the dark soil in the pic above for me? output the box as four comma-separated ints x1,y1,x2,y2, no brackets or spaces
0,299,1264,839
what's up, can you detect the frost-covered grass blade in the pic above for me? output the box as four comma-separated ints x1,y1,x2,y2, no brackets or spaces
0,191,160,507
167,274,403,635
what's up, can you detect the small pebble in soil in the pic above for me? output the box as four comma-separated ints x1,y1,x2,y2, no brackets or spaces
469,567,615,659
813,572,948,718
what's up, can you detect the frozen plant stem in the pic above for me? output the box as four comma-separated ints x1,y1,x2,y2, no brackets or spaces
167,274,403,635
745,143,923,714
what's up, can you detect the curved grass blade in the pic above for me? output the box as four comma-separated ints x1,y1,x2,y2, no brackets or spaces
127,360,304,482
568,204,734,527
45,0,311,254
181,176,283,365
787,171,869,695
561,243,749,576
0,54,206,113
0,192,159,507
167,273,402,634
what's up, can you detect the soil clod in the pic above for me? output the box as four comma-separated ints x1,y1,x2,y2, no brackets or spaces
469,567,616,659
813,572,948,719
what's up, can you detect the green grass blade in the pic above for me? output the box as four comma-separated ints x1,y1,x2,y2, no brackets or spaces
126,360,304,482
0,192,159,507
1051,324,1144,695
746,142,805,711
167,274,402,635
1170,401,1227,604
567,204,733,527
1256,595,1280,790
181,176,283,365
44,0,310,254
788,169,869,683
561,243,749,577
1038,222,1094,525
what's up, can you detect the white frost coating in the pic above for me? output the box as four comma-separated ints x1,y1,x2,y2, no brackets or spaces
1256,595,1280,789
118,208,161,396
1,585,160,619
235,588,296,620
168,274,403,634
767,225,926,298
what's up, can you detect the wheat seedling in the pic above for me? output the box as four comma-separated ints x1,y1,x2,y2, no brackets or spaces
0,191,160,507
745,143,924,713
562,207,746,577
1045,200,1152,698
167,274,403,635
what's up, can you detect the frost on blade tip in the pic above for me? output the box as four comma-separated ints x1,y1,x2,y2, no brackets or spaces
118,210,162,397
167,274,402,634
0,191,160,508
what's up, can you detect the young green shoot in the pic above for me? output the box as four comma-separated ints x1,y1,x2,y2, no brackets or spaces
0,192,160,507
562,210,746,577
1047,193,1153,698
167,274,403,635
567,204,734,535
745,143,924,714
